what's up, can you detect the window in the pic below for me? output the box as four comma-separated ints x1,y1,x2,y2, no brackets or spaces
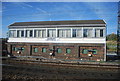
35,30,40,37
57,48,62,53
21,30,24,37
42,48,46,53
17,47,24,51
16,30,24,37
95,29,104,37
66,29,71,38
58,29,64,37
34,30,46,38
100,29,103,37
72,29,76,37
17,30,20,37
83,29,93,38
21,47,25,52
76,29,82,37
42,30,46,38
30,30,33,37
34,48,38,53
83,29,88,37
66,48,71,54
25,30,33,37
26,30,30,37
12,47,17,51
87,29,93,37
48,29,56,37
82,49,88,54
58,29,71,38
9,30,16,37
92,49,97,54
34,30,36,37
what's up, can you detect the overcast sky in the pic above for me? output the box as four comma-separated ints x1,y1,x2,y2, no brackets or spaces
1,2,118,38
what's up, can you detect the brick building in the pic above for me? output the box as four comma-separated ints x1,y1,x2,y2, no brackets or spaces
7,20,106,61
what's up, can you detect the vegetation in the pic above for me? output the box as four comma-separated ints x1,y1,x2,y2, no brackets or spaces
106,33,117,52
106,33,117,41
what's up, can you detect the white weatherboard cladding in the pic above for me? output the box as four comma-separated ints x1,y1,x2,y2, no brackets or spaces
8,38,106,43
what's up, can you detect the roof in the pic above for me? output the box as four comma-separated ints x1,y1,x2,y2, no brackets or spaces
9,20,106,26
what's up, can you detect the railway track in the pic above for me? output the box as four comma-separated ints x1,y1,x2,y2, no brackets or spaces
2,57,120,80
2,57,120,69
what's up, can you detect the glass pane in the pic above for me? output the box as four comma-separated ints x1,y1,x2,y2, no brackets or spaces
34,48,38,53
77,29,82,37
57,48,62,53
83,29,88,37
100,29,103,37
26,30,30,37
82,49,88,54
88,29,93,37
21,47,25,52
63,30,66,37
34,30,36,37
10,30,16,37
42,30,46,38
13,47,17,51
30,30,33,37
72,29,76,37
93,49,97,54
36,30,39,37
17,30,20,37
95,29,100,37
38,30,42,37
53,30,56,37
25,30,27,37
42,48,46,53
21,30,24,37
66,48,71,54
66,29,71,38
58,29,63,37
48,29,56,37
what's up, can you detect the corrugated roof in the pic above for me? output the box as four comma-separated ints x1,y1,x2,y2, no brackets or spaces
9,20,106,26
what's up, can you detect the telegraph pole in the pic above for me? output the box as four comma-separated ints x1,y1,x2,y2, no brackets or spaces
117,1,120,56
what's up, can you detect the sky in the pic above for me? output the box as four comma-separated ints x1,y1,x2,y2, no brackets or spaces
1,2,118,38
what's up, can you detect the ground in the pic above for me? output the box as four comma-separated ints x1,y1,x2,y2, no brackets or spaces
2,57,120,81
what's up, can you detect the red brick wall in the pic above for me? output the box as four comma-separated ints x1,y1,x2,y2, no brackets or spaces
11,45,26,56
80,46,104,61
54,46,78,59
32,45,50,57
7,42,105,61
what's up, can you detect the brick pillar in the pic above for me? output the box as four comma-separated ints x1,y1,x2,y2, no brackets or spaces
25,45,32,56
76,45,80,58
7,44,12,55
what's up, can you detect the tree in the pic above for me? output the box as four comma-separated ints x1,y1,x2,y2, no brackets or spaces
106,33,117,41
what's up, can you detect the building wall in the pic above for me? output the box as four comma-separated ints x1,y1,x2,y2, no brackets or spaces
8,42,105,61
7,20,106,61
80,46,104,61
